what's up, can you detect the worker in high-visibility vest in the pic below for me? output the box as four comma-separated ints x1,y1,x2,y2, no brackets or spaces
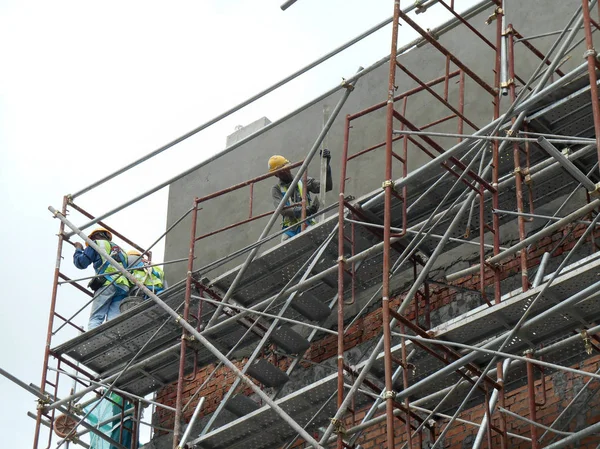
268,150,332,241
126,250,166,296
73,227,130,330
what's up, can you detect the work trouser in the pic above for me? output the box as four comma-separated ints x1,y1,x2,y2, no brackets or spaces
89,283,129,330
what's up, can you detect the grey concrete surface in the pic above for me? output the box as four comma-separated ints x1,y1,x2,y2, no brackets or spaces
163,0,587,287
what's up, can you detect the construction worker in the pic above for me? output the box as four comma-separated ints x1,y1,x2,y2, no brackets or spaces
269,150,332,241
73,227,130,330
126,250,166,297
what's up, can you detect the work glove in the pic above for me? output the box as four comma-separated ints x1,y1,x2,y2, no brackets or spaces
307,196,320,216
320,148,331,164
293,206,303,218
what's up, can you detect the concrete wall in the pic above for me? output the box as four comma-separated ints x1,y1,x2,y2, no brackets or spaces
163,0,587,284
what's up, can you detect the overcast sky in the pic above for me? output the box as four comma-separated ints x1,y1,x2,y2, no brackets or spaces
0,1,479,447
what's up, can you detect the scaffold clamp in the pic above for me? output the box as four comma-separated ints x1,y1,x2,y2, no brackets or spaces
337,255,347,264
382,179,395,191
584,48,597,58
581,330,593,355
500,78,514,89
71,403,84,415
384,390,396,399
427,28,439,40
588,183,600,198
485,8,503,25
330,417,347,435
341,78,355,91
414,0,427,14
36,395,51,410
182,334,196,342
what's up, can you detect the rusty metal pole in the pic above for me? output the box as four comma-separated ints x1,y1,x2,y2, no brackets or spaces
492,5,503,304
494,9,509,449
582,0,600,164
458,70,465,138
33,195,69,449
336,115,351,449
173,200,199,449
131,401,139,449
382,1,402,447
508,24,530,292
526,351,539,449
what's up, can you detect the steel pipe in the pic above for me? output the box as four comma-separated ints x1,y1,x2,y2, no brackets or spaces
472,359,511,449
446,200,600,281
542,421,600,449
537,136,597,191
532,252,551,288
178,397,205,449
393,129,594,145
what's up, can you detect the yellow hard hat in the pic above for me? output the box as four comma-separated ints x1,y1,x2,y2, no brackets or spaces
127,250,142,257
268,155,290,172
88,227,113,241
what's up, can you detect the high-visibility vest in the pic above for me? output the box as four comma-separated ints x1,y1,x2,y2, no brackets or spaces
95,240,129,288
129,261,165,292
280,181,315,230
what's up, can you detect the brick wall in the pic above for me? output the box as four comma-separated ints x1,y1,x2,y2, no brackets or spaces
153,221,600,447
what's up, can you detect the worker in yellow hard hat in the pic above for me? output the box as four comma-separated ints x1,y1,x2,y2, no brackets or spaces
126,250,166,297
268,150,333,241
73,227,130,329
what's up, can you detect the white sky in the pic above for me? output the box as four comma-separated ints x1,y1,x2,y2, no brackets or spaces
0,1,480,447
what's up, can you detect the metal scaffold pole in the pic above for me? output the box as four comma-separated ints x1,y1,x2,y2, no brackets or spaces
381,1,402,447
32,195,68,449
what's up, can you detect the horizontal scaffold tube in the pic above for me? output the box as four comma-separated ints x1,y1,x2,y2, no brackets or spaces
446,199,600,282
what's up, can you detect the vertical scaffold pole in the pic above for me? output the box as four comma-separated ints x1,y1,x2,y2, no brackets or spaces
336,115,351,449
493,6,509,449
173,199,199,449
33,195,69,449
383,1,402,447
507,22,530,292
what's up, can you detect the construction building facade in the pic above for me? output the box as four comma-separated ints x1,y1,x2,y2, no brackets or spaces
9,0,600,448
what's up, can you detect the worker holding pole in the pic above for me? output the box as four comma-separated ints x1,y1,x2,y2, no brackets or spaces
268,150,333,241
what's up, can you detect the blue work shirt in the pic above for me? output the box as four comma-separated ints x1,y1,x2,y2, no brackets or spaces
73,246,103,271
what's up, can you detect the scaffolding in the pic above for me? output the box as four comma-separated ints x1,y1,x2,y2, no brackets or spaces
5,0,600,448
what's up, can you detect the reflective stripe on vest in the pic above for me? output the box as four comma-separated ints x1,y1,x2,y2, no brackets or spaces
96,240,129,288
280,181,313,230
